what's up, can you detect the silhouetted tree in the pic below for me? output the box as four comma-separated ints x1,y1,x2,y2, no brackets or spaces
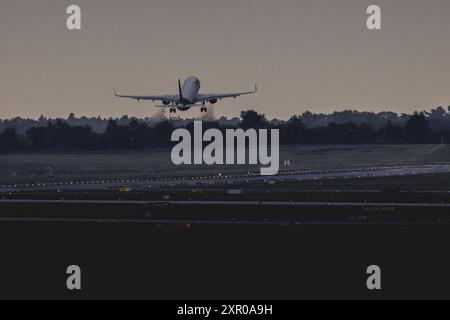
26,120,98,151
0,128,25,152
378,121,404,144
240,110,269,129
281,115,306,144
404,113,431,144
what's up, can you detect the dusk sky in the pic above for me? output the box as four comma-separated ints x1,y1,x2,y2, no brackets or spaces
1,0,449,119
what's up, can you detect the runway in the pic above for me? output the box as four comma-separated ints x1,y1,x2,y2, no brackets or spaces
1,199,450,208
0,199,449,225
1,164,450,192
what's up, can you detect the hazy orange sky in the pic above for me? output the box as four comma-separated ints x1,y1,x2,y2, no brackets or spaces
1,0,449,119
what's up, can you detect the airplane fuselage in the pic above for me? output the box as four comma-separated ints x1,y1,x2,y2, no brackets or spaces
180,76,201,105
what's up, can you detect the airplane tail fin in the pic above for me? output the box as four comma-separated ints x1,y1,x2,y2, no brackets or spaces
178,79,183,101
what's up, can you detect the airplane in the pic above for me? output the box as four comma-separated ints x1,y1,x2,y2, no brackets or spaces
114,76,257,113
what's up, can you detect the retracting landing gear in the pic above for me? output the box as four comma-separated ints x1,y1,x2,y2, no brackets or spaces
200,102,208,113
169,107,177,114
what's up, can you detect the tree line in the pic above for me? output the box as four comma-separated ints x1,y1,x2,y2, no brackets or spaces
0,110,447,153
3,106,450,135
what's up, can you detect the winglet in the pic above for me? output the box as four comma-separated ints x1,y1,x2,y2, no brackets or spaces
114,88,118,97
255,83,258,93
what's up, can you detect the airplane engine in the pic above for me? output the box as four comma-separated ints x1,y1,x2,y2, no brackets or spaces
162,101,171,105
209,99,218,104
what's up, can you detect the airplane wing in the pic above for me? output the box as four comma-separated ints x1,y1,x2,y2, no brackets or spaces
114,89,178,103
196,84,257,103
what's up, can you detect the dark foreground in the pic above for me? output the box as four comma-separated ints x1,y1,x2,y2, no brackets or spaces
0,209,450,299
